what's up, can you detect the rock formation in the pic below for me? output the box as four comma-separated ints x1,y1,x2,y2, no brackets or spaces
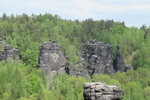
39,40,132,79
65,67,89,77
38,41,65,79
65,57,89,77
82,40,115,75
0,44,19,61
114,46,126,72
83,82,123,100
125,64,133,72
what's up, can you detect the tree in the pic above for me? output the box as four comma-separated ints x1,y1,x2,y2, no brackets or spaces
123,82,145,100
2,13,7,20
112,72,128,84
143,87,150,100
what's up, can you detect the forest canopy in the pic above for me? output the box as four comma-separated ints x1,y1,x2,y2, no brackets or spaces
0,13,150,100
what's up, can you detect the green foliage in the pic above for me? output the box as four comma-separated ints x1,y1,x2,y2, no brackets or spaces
21,49,39,67
0,13,150,100
92,74,121,87
49,73,91,100
92,74,110,83
115,25,125,35
123,82,145,100
111,72,128,84
92,68,150,100
0,13,148,64
132,38,150,69
143,87,150,100
0,59,46,100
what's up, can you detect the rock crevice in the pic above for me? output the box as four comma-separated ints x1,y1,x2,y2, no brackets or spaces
114,46,125,72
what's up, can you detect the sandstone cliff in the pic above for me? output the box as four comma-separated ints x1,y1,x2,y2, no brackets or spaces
82,40,115,75
38,41,65,79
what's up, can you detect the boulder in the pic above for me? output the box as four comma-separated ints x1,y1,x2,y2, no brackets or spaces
82,40,115,75
83,82,123,100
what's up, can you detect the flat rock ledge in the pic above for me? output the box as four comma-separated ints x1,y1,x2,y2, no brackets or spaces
83,82,123,100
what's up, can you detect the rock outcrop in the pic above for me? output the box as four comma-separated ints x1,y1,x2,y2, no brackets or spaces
65,67,89,77
39,40,132,79
65,58,89,77
0,44,19,61
125,64,133,72
114,46,126,72
83,82,123,100
82,40,115,75
39,41,65,79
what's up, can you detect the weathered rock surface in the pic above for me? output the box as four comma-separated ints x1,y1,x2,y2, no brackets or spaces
65,67,89,77
83,82,123,100
38,41,65,78
125,64,133,72
82,40,115,75
39,40,132,78
0,44,19,61
65,58,89,77
114,46,126,72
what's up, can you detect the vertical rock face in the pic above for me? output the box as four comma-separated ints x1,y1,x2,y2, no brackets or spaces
82,40,115,75
114,46,126,72
83,82,123,100
39,41,65,77
0,45,19,61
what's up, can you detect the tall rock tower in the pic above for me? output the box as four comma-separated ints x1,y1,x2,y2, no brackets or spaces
82,40,115,75
39,41,65,83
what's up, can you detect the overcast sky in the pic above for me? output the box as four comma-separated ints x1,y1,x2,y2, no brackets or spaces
0,0,150,27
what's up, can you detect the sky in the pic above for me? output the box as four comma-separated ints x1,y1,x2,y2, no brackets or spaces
0,0,150,27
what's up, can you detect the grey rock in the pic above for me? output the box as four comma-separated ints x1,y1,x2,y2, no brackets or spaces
83,82,123,100
0,45,19,61
38,41,65,78
65,56,89,77
65,66,89,77
66,40,128,77
125,64,133,72
82,40,115,75
114,46,126,72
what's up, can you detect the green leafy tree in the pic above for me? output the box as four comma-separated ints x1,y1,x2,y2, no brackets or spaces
123,82,145,100
143,87,150,100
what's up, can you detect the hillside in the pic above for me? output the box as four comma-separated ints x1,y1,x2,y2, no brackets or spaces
0,13,150,100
